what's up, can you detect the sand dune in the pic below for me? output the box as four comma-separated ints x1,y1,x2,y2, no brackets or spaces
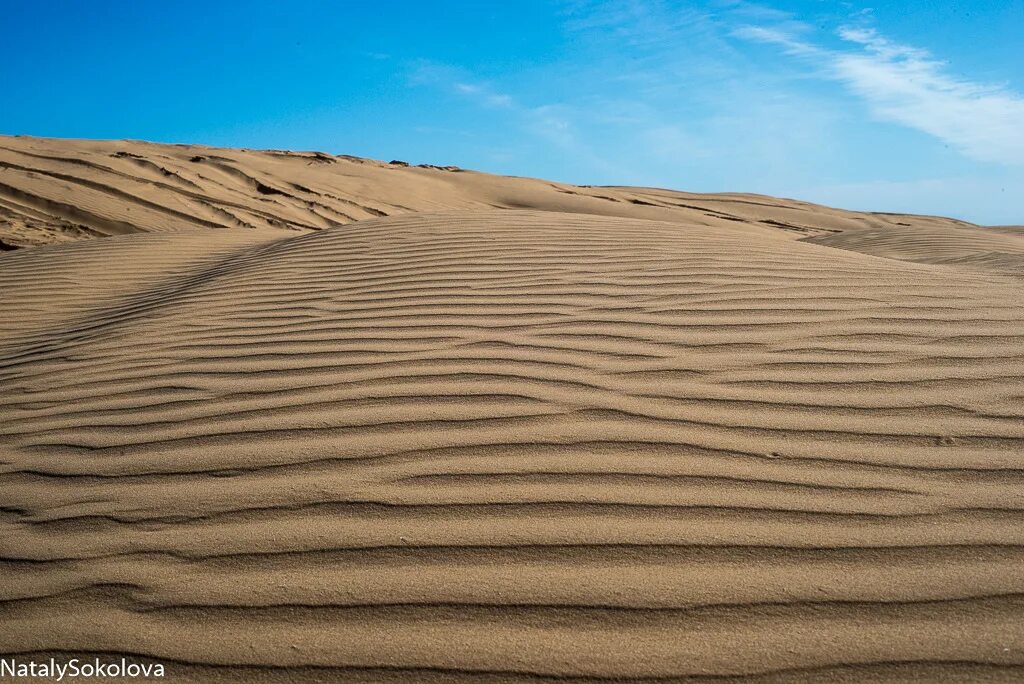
5,135,1023,278
2,138,1024,681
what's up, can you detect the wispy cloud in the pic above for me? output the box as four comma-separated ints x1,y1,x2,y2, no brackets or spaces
408,61,517,111
407,58,616,174
736,23,1024,165
452,82,514,109
400,3,1019,223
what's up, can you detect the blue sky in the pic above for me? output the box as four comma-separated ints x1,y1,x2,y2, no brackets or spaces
2,0,1022,224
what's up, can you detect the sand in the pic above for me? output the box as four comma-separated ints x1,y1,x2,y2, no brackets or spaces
1,136,1023,682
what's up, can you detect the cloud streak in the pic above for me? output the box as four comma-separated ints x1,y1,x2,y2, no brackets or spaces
736,23,1024,166
453,82,514,109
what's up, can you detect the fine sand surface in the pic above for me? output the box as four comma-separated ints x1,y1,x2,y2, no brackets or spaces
2,137,1024,682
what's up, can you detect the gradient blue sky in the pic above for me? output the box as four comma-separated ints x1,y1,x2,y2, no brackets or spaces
2,0,1022,224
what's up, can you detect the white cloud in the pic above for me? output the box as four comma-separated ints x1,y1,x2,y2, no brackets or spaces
408,62,514,109
736,24,1024,166
453,82,514,108
408,58,616,174
403,4,1020,223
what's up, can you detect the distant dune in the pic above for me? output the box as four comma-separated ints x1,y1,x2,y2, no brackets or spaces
3,135,1023,279
2,137,1023,682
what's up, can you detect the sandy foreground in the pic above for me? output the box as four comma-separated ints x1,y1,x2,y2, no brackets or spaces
1,136,1024,682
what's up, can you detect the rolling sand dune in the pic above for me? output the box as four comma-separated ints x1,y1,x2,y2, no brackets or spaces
5,135,1024,279
2,137,1024,682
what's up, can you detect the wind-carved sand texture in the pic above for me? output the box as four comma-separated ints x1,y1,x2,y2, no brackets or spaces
2,136,1024,682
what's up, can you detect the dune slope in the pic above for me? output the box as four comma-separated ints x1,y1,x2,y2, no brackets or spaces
2,207,1024,681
